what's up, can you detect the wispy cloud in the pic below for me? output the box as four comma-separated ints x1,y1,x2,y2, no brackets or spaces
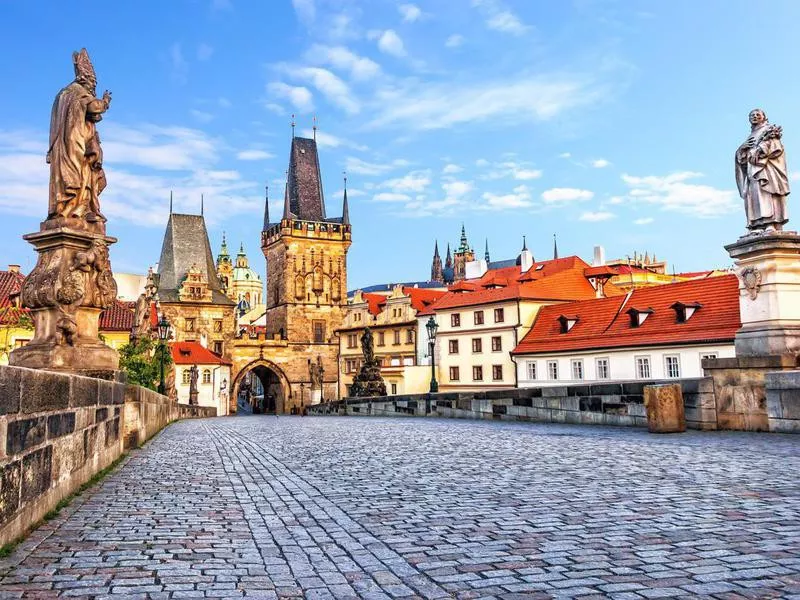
169,42,188,83
306,45,381,81
591,158,611,168
579,211,615,222
381,170,431,193
621,172,737,217
399,3,422,23
442,163,463,174
267,82,314,112
370,29,407,57
299,128,368,151
345,156,408,176
292,0,315,24
634,217,654,225
292,67,359,114
472,0,529,35
197,43,214,61
236,149,274,161
445,34,464,48
541,188,594,203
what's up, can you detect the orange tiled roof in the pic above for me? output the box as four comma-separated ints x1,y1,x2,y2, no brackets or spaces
513,274,740,355
362,292,387,316
99,300,135,331
402,287,446,312
170,341,232,365
0,269,25,303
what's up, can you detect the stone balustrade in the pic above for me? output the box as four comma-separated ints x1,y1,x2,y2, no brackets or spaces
0,365,215,547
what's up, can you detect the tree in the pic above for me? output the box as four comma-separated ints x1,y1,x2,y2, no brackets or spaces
118,337,172,391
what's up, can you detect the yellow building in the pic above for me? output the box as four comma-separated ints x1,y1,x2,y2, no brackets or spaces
605,250,729,291
338,285,445,397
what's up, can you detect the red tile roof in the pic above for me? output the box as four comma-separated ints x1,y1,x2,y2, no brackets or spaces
402,287,446,312
0,300,29,326
363,292,387,316
170,341,232,365
99,300,135,331
513,274,740,355
0,269,25,305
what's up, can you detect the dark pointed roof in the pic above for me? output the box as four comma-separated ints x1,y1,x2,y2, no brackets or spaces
342,181,350,225
156,213,234,305
434,240,440,258
484,238,490,262
262,185,270,230
553,233,559,259
286,136,326,221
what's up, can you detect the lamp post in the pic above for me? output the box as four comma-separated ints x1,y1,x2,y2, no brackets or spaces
425,316,439,393
300,382,305,416
157,316,170,395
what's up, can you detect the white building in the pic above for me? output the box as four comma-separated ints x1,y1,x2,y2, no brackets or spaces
512,275,740,386
170,341,232,415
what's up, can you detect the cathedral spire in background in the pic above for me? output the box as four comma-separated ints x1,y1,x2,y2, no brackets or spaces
263,184,269,230
342,172,350,225
431,239,443,283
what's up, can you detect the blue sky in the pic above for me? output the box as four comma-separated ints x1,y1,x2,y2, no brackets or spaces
2,0,800,290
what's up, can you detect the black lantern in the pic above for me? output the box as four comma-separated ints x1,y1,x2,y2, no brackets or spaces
157,316,170,395
426,316,439,393
157,316,171,342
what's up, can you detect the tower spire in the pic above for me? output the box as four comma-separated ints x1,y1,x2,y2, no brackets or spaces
263,184,270,230
169,190,173,214
291,113,295,138
485,238,490,263
282,169,291,220
553,233,559,259
201,193,204,216
341,171,350,225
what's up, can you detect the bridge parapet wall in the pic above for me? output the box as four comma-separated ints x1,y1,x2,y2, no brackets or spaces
0,365,215,547
307,378,718,430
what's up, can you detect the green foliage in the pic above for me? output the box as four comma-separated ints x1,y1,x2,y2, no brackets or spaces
118,337,172,391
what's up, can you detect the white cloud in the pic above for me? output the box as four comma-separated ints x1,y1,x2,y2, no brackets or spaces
445,34,464,48
482,161,542,181
442,163,463,174
558,152,571,159
541,187,594,203
197,43,214,61
190,109,214,123
102,123,219,171
299,128,368,151
346,156,408,176
373,192,411,202
579,211,615,222
621,171,737,217
472,0,529,35
634,217,654,225
514,168,543,180
482,189,532,209
372,29,407,57
307,45,381,81
607,196,624,205
475,158,490,167
399,3,422,22
169,42,187,83
292,0,315,24
293,67,359,114
368,73,601,131
267,82,314,112
591,158,611,168
236,150,274,161
442,180,473,198
381,170,431,193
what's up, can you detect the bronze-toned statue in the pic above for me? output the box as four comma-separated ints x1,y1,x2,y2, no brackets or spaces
47,48,111,228
736,109,790,233
349,327,387,397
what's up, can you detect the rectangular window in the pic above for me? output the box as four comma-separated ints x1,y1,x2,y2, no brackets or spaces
348,334,357,349
547,360,559,380
391,383,397,394
636,356,652,379
313,321,325,343
665,355,681,378
449,366,460,381
448,339,459,354
571,359,584,381
474,310,484,325
213,319,223,333
596,358,610,380
185,318,195,332
406,329,414,344
492,365,503,381
494,308,505,323
526,361,537,381
355,312,361,322
378,332,385,346
491,336,502,352
451,313,461,327
472,338,482,353
213,341,223,355
393,330,401,345
472,366,483,381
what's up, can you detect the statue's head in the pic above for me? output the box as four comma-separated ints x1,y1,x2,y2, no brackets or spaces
749,108,768,127
72,48,97,94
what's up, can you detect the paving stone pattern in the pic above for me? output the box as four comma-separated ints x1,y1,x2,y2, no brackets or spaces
1,417,799,599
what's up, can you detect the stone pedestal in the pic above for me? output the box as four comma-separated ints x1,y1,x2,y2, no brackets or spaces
643,384,686,433
9,227,119,374
725,232,800,356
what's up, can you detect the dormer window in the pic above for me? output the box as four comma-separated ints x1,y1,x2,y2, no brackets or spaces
626,307,653,328
558,315,579,334
670,301,702,323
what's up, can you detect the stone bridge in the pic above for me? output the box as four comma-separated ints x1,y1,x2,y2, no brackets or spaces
0,414,798,598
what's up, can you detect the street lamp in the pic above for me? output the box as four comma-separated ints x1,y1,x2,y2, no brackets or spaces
300,382,305,416
157,316,170,395
425,316,439,393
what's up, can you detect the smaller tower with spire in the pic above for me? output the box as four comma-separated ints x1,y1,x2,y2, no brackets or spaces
453,224,475,282
431,240,443,283
216,232,233,294
484,238,490,263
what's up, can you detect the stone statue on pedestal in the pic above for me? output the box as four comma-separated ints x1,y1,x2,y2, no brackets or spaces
189,365,199,405
9,49,119,374
735,109,790,233
349,328,387,397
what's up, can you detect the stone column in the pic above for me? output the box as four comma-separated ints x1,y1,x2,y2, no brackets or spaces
9,227,119,374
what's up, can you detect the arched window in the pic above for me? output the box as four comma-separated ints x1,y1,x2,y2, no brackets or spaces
202,369,212,384
182,369,191,384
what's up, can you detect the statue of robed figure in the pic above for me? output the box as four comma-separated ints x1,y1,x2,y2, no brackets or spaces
735,108,790,233
47,48,112,227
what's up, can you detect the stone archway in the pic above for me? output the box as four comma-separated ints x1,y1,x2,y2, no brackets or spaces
232,360,291,415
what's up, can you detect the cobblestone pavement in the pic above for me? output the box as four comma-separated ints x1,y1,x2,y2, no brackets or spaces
1,417,799,599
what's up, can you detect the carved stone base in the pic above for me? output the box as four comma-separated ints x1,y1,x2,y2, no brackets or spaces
725,231,800,357
8,227,119,373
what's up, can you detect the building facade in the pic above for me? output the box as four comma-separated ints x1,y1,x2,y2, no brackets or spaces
170,341,232,415
512,275,739,385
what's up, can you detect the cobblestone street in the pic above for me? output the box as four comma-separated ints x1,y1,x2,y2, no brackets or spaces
1,416,799,599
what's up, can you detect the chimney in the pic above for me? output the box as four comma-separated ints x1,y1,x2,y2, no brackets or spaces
7,264,20,274
519,249,533,273
593,246,606,267
465,258,488,280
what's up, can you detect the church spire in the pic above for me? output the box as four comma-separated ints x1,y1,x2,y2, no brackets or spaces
553,233,559,259
431,240,443,283
458,223,470,252
445,243,453,269
201,193,204,216
263,184,270,230
342,172,350,225
282,169,291,220
169,190,173,214
484,238,490,263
